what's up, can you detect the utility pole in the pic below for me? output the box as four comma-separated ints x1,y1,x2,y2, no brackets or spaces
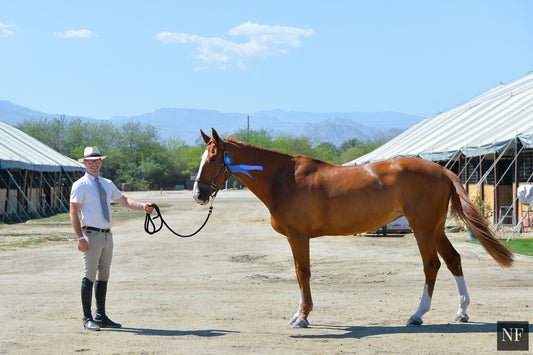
247,115,250,141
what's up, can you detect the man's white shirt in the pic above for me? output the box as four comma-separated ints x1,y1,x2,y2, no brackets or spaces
70,173,123,229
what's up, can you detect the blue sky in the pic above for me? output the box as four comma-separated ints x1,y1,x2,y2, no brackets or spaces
0,1,532,120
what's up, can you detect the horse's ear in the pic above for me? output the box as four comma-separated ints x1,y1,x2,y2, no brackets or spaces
200,129,210,144
212,128,221,143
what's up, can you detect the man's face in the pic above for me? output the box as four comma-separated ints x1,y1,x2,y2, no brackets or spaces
84,159,102,177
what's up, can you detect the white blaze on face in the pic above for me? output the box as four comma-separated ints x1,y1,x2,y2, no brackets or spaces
193,149,209,204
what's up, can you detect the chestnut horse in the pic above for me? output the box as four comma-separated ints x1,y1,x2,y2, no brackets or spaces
193,128,513,328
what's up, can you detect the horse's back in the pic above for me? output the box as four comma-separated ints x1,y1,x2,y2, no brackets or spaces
317,157,449,196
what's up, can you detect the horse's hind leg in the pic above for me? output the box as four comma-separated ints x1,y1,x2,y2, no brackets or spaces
436,232,470,322
407,232,441,326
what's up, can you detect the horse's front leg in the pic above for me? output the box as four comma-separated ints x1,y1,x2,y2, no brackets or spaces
286,230,312,328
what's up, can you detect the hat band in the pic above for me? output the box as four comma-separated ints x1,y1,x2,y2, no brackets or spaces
85,153,102,158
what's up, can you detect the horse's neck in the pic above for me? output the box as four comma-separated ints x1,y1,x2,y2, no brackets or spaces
227,140,291,206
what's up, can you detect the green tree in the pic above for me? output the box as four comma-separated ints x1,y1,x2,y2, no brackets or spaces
339,138,363,152
232,128,274,148
314,141,340,164
17,116,70,153
339,136,391,164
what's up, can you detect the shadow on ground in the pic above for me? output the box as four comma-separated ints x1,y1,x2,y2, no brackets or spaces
292,322,532,340
107,327,239,337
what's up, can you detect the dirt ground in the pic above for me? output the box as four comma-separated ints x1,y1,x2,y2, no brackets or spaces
0,189,532,354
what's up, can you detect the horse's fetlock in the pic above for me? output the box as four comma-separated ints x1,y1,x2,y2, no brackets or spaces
459,294,470,306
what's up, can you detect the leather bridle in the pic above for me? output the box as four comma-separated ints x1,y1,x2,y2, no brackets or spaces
194,141,230,199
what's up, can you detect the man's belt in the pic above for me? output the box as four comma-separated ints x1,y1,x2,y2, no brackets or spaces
82,226,111,233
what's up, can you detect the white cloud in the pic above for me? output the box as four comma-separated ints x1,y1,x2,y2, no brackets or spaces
154,32,204,44
55,29,96,38
155,21,315,68
0,23,15,37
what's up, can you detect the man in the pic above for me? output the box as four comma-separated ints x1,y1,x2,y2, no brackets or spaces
70,146,154,331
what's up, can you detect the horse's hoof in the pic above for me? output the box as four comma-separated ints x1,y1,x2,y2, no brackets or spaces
292,318,309,328
288,315,298,325
406,316,423,326
452,314,469,323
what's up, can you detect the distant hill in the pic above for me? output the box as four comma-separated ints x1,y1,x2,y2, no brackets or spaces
300,118,403,146
0,101,424,146
0,100,95,124
109,108,422,146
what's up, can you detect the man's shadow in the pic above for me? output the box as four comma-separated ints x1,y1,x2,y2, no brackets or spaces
106,327,238,337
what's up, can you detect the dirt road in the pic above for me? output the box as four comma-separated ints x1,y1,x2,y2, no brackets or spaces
0,189,531,354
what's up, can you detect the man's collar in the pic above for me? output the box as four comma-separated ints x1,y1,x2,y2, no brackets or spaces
86,172,100,180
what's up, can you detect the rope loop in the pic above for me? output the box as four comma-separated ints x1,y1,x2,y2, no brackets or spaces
144,201,214,238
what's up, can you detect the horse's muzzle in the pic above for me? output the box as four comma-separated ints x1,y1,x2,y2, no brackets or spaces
192,183,209,205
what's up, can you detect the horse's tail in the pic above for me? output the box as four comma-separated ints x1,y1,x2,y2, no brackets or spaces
444,169,514,268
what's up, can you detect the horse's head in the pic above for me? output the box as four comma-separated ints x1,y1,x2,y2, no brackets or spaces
193,128,229,205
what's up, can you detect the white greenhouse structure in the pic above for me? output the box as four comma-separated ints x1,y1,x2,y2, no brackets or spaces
0,121,85,222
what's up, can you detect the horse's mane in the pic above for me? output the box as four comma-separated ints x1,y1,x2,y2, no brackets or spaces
226,138,295,159
226,138,337,168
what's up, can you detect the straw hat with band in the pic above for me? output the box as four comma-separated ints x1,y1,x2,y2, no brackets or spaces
78,146,107,162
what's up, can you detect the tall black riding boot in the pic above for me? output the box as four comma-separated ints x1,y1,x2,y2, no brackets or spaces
81,277,100,331
94,280,122,328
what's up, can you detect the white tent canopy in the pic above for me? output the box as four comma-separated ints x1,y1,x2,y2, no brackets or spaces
1,121,85,221
345,71,533,165
0,120,84,172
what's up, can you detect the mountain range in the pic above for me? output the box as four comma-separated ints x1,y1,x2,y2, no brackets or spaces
0,100,424,146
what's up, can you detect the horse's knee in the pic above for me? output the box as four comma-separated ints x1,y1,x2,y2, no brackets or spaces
294,264,311,288
297,267,310,281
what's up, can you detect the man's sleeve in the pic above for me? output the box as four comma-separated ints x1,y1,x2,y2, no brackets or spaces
70,182,83,204
110,181,124,201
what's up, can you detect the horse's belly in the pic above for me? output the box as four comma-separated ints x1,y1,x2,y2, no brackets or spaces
270,190,403,237
309,205,403,237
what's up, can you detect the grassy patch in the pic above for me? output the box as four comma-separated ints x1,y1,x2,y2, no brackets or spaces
0,212,72,226
0,234,74,248
466,238,533,256
40,213,71,223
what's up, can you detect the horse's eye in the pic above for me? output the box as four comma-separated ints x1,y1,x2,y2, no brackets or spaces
210,156,217,163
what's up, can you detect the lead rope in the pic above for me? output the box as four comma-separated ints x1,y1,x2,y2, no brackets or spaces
144,198,215,237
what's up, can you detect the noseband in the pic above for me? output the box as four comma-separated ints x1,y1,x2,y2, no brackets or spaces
194,141,230,198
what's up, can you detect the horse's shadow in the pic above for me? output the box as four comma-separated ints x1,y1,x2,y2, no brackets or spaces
106,327,238,337
293,322,533,340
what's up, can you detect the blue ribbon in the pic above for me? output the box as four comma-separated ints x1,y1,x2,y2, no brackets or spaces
224,154,263,180
228,164,263,179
